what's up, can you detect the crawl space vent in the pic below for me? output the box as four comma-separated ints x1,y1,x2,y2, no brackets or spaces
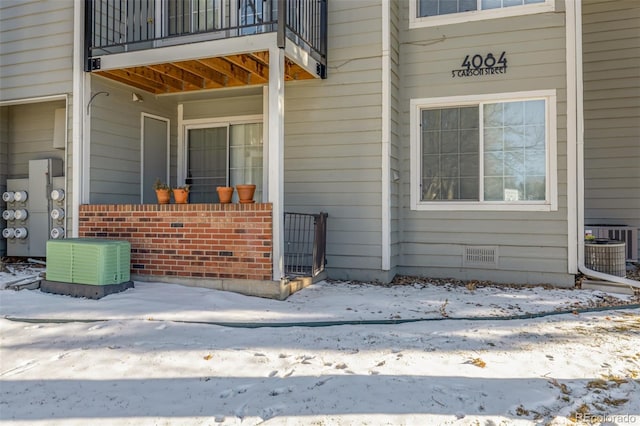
463,246,498,268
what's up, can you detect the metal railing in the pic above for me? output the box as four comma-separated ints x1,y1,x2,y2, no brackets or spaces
85,0,327,74
284,212,327,278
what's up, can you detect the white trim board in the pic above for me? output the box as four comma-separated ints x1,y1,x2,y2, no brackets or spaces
72,0,86,238
409,0,555,29
0,94,67,107
267,47,285,281
381,0,391,271
177,114,263,185
565,0,579,274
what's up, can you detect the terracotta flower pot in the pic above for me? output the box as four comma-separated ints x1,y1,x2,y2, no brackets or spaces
155,189,171,204
172,188,189,204
236,184,256,204
216,186,234,204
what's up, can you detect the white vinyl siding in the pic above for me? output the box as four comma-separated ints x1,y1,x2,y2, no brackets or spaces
582,0,640,242
0,0,74,101
399,2,572,286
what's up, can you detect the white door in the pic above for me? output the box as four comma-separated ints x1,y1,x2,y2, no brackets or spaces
142,114,169,203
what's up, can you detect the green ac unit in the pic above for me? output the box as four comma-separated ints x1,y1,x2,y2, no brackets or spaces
46,239,131,285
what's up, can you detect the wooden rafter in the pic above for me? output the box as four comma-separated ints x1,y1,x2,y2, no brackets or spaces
224,54,269,83
172,60,227,89
147,63,205,89
249,51,269,65
128,67,185,91
98,69,165,94
196,57,251,86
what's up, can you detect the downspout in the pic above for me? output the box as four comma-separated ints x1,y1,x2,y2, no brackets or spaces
570,0,639,288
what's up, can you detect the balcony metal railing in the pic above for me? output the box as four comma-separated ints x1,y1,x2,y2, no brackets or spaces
85,0,327,74
284,212,328,278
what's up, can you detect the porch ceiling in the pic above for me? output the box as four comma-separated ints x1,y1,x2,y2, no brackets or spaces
95,51,315,95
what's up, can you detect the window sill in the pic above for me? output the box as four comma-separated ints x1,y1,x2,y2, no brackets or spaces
411,202,556,212
409,2,555,30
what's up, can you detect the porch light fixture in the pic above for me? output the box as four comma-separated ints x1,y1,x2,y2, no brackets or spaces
87,91,110,113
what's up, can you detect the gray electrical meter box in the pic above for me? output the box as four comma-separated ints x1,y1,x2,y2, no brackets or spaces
3,158,65,257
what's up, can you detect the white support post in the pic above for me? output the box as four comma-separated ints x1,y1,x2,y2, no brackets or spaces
268,47,285,281
381,0,391,271
72,0,87,237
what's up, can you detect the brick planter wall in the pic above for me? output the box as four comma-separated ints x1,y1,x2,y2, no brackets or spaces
78,203,272,281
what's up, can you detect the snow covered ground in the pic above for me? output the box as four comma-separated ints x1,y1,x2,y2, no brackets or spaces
1,265,639,425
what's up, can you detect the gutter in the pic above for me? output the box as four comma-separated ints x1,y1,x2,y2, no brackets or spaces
570,0,639,289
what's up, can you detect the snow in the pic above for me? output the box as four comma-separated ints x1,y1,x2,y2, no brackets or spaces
1,266,639,425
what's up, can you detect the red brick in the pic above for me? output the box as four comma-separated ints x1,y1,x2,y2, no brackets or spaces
78,203,273,280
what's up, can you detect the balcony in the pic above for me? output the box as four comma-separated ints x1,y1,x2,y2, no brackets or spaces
85,0,327,93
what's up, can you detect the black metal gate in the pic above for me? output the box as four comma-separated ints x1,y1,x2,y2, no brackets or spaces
284,212,328,277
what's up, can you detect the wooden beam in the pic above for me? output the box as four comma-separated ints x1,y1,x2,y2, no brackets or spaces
249,51,269,65
172,60,227,88
128,66,185,91
223,54,269,84
196,57,252,86
96,70,164,94
148,63,205,89
107,68,178,93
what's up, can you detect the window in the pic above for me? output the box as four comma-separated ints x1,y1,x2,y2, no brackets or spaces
410,0,553,28
166,0,220,36
185,121,263,203
410,90,557,211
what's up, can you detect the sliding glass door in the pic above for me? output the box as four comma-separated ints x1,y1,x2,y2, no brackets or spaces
186,121,263,203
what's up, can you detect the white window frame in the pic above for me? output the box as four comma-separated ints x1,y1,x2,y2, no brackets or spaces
179,114,265,200
410,89,557,212
409,0,555,29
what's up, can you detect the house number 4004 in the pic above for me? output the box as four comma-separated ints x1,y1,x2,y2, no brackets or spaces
451,51,508,78
461,52,507,70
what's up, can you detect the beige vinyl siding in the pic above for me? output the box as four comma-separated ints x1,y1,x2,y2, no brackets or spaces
89,77,177,204
5,101,66,178
389,0,401,271
398,4,572,285
284,0,385,281
0,0,73,101
582,0,640,254
182,94,263,120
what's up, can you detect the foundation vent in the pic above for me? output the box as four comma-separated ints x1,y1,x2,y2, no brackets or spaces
463,246,499,268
